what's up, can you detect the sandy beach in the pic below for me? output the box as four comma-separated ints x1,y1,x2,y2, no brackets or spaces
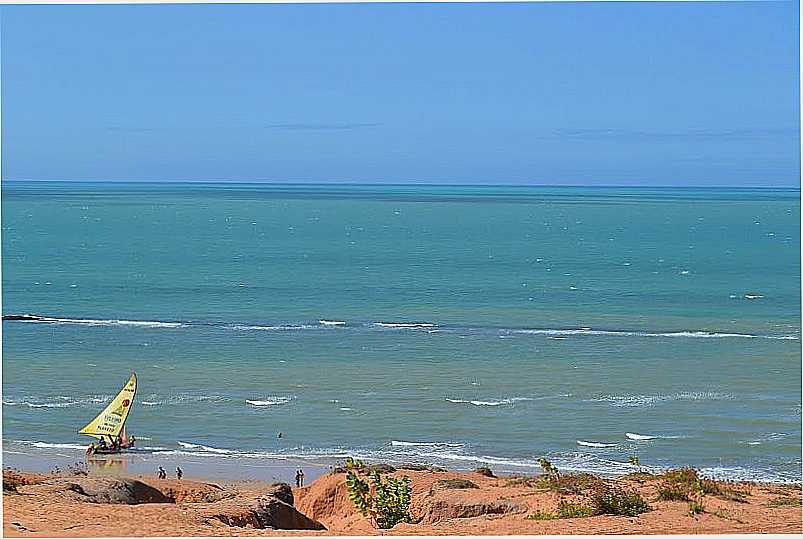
4,464,801,536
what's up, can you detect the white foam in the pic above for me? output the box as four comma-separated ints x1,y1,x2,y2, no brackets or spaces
28,316,183,328
231,324,315,331
577,440,618,448
319,320,346,326
591,392,733,408
625,432,658,440
176,441,233,454
744,294,764,300
514,327,795,340
246,397,292,406
445,397,533,407
16,440,86,450
140,401,162,406
391,440,465,448
374,322,436,329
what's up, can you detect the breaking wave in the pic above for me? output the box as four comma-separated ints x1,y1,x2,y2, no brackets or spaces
246,397,293,406
589,392,734,408
5,314,797,340
512,328,796,340
176,441,233,454
445,397,533,407
577,440,618,448
625,432,658,440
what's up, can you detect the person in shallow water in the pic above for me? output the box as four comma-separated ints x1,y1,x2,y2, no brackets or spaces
157,466,166,479
294,469,301,487
176,466,183,480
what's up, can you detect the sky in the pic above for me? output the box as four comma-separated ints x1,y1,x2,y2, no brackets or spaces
1,2,800,186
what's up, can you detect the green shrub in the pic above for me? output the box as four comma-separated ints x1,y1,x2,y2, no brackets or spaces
556,500,596,518
592,486,651,516
526,510,558,521
538,458,560,479
526,501,596,521
345,458,412,529
688,500,705,516
657,468,748,503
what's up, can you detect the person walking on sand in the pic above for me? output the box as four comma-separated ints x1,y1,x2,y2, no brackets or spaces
299,469,305,487
176,466,183,480
294,469,301,487
158,466,166,479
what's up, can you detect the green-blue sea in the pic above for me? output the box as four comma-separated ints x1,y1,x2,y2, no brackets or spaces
2,181,801,482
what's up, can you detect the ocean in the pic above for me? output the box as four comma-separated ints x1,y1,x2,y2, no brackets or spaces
2,181,801,483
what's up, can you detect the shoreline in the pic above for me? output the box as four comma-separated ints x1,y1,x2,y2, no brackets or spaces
3,441,801,486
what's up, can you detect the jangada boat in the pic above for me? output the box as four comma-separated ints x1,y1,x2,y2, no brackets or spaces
79,373,138,455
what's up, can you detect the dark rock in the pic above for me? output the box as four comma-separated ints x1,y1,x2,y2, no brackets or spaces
398,464,448,472
435,478,479,490
59,478,173,504
268,483,294,505
474,467,495,478
365,464,396,475
206,495,326,530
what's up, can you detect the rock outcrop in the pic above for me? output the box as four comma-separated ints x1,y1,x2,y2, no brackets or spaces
199,483,325,530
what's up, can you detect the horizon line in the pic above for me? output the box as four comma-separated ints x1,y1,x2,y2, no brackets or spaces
1,178,800,190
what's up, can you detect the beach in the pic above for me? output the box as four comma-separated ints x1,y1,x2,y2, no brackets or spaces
3,464,801,536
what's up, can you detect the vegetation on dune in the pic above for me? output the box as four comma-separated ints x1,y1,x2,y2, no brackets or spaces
765,496,802,508
591,485,651,516
657,468,749,504
344,457,413,529
527,501,596,521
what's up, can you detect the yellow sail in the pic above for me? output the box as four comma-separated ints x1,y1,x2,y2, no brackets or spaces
79,373,137,440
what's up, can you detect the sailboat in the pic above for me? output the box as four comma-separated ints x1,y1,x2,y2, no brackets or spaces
79,373,138,455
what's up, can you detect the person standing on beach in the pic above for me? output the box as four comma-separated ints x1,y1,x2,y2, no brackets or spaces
176,466,183,480
294,469,301,487
157,466,166,479
299,469,305,487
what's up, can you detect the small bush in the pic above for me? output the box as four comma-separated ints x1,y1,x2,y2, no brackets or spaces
3,478,20,493
592,486,651,516
688,500,705,516
526,501,596,520
436,478,479,489
556,500,596,518
474,467,495,478
345,458,413,529
526,510,558,521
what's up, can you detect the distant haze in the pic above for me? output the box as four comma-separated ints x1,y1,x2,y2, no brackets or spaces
1,2,799,186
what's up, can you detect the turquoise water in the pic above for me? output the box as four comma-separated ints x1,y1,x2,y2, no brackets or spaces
2,181,801,482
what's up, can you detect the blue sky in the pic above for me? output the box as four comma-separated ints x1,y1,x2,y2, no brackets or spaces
1,2,799,186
